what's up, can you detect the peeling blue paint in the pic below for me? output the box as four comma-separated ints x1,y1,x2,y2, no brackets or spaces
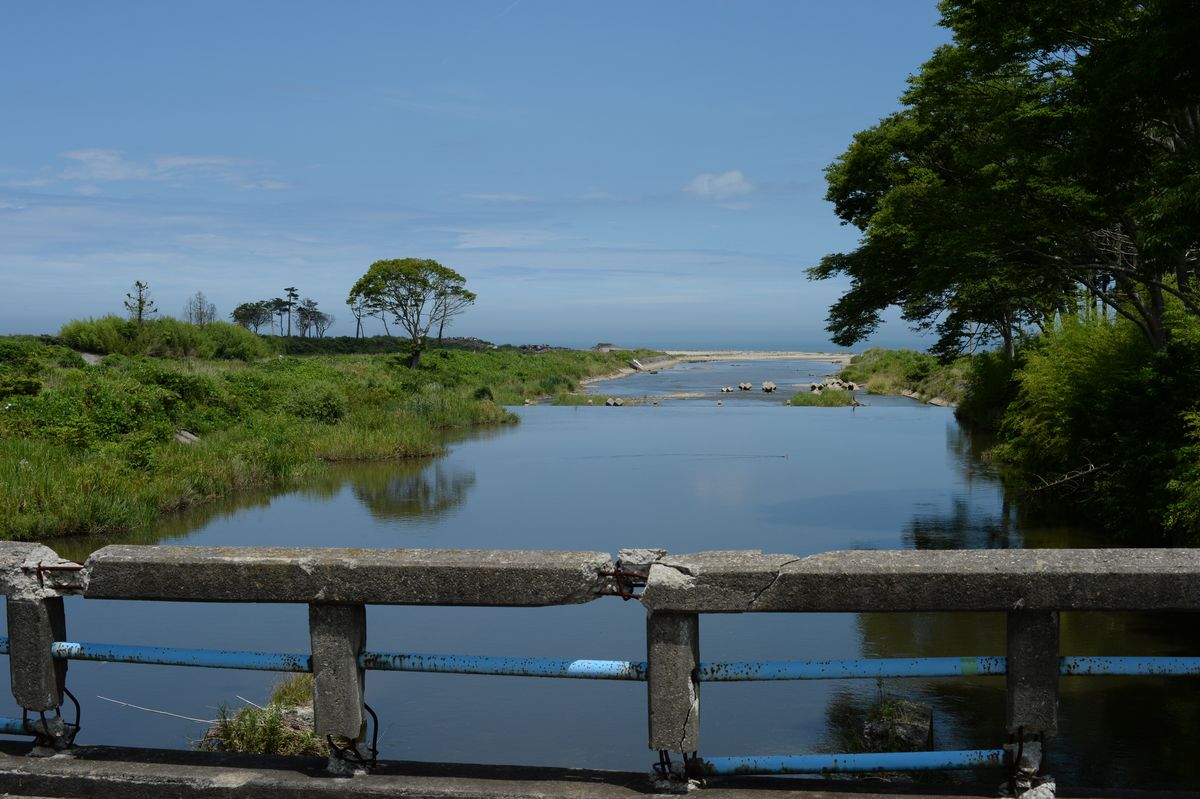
697,656,1007,681
701,748,1006,775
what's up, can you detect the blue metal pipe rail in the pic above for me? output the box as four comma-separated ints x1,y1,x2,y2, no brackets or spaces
0,718,26,737
700,748,1007,776
698,655,1008,680
5,637,1200,680
362,651,647,680
48,640,311,673
3,635,1199,775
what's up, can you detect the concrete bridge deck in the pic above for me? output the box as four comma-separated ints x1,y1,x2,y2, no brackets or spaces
0,744,1193,799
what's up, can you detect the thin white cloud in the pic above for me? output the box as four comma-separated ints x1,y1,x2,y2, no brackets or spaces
6,178,52,188
683,170,754,201
449,227,560,249
62,149,148,181
463,193,535,203
572,190,618,202
56,149,285,190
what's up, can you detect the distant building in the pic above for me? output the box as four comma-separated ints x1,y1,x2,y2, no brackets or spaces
592,342,618,352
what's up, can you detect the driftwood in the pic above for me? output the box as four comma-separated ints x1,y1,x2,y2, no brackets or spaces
1030,459,1108,493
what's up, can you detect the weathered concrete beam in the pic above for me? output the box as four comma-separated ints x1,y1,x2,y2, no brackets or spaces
1007,612,1059,736
646,612,700,754
82,547,615,606
640,549,1200,613
6,597,66,712
309,604,366,744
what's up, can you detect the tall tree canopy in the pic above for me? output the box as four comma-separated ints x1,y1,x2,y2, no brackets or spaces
811,0,1200,354
346,258,475,367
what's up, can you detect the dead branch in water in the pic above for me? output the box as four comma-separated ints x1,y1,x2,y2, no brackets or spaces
1030,459,1109,493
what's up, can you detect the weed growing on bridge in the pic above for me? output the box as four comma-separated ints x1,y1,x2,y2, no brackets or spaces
200,675,324,757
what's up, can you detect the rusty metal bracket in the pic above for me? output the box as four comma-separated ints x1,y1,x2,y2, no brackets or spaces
599,561,647,601
22,688,80,753
326,702,379,771
27,561,85,592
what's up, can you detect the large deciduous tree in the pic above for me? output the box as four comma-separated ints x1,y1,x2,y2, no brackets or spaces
230,301,274,333
811,1,1200,354
347,258,475,367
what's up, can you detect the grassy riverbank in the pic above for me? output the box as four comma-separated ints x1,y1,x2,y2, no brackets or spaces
0,334,657,540
839,349,970,405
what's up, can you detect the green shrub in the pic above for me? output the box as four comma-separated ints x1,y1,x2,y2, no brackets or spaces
200,322,275,360
989,312,1200,539
59,316,271,360
955,350,1019,429
285,385,348,424
59,316,140,355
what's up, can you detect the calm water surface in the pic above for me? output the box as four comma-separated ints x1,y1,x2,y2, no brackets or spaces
8,358,1199,787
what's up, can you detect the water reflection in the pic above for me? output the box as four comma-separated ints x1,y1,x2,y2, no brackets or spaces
843,419,1200,787
904,497,1018,550
348,461,476,522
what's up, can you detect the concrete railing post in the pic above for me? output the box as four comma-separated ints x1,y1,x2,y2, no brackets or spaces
646,610,700,759
309,603,367,767
1006,610,1059,737
6,597,66,714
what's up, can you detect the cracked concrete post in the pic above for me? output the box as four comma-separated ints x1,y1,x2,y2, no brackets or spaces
7,597,66,713
309,603,366,745
1006,610,1058,736
646,611,700,754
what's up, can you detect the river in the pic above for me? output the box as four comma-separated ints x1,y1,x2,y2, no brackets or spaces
7,357,1199,787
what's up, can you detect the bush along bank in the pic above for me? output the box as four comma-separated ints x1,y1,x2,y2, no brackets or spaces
0,335,657,540
863,311,1200,544
982,312,1200,543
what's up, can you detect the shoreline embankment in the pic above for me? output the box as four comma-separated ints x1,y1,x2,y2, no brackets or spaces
580,350,854,387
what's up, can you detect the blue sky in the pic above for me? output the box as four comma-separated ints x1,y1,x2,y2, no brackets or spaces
0,1,950,349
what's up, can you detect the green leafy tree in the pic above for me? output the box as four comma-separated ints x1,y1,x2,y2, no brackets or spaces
812,2,1200,354
230,301,274,333
347,258,475,367
940,0,1200,351
123,280,157,326
295,298,334,338
269,298,288,336
810,47,1073,359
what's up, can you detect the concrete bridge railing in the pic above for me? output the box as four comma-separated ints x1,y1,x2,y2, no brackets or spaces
2,541,1200,791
